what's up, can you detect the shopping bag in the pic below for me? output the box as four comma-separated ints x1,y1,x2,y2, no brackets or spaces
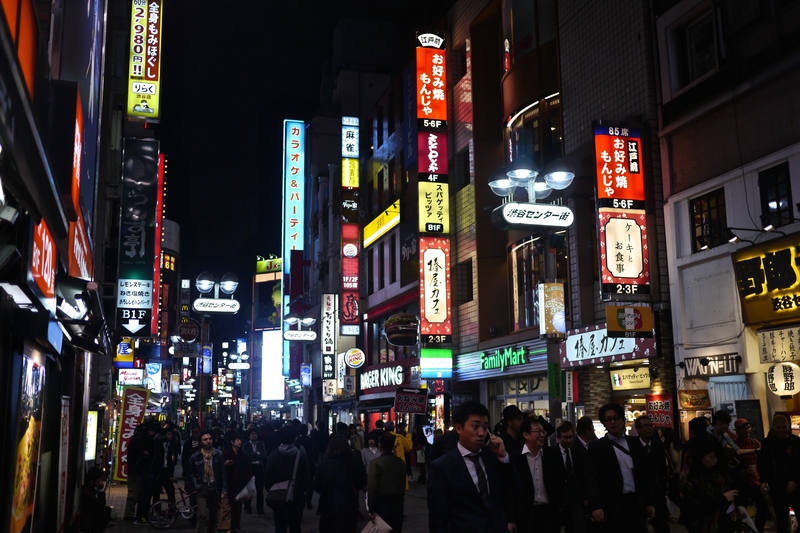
235,476,256,501
360,513,392,533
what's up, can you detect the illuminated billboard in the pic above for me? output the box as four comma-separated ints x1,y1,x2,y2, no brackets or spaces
342,117,359,158
126,0,163,120
261,329,285,400
419,236,452,344
282,120,305,375
420,348,453,379
415,33,447,123
363,200,400,248
418,181,449,234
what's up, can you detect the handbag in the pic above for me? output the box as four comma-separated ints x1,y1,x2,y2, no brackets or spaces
235,476,256,501
415,448,426,464
266,450,301,507
360,513,392,533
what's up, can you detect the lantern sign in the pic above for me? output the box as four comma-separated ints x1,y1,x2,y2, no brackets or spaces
767,362,800,398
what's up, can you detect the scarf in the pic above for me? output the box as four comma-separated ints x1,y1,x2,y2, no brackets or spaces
201,448,214,482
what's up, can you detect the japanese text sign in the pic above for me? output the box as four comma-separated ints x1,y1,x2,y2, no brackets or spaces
758,326,800,363
645,394,673,428
417,131,449,180
733,235,800,325
342,158,359,189
416,33,447,124
342,116,359,159
610,367,650,391
341,223,360,330
395,388,428,414
30,219,57,311
68,210,93,280
283,119,305,269
126,0,163,120
599,208,650,296
321,294,338,355
113,386,150,481
594,125,643,205
418,182,450,234
419,236,452,344
493,203,574,230
560,324,657,368
606,305,654,338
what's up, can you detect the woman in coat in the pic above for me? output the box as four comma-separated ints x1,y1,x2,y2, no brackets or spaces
265,425,310,533
314,435,367,533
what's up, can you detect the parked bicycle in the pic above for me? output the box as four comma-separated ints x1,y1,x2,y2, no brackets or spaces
148,477,197,529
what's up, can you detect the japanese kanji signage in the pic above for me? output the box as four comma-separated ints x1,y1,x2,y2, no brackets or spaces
598,208,650,297
342,158,359,189
493,202,574,230
29,219,57,313
415,32,447,125
733,236,800,325
321,294,337,356
341,222,360,333
610,367,650,391
418,131,449,180
767,362,800,397
419,182,450,234
594,124,650,299
342,116,359,159
646,394,673,428
758,326,800,363
560,324,657,368
117,139,160,337
113,386,150,481
283,120,305,266
126,0,163,120
395,388,427,414
420,236,452,344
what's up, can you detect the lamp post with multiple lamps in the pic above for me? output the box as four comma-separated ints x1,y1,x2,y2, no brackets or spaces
192,271,240,427
283,311,317,422
489,156,576,432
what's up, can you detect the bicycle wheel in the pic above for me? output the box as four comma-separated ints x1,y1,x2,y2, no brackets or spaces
180,504,195,521
148,499,177,529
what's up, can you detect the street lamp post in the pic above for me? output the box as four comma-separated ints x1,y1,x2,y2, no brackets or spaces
489,157,575,431
194,271,240,428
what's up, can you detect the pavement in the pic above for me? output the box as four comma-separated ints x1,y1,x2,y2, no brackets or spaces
104,466,774,533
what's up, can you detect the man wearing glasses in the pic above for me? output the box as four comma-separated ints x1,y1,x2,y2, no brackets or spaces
585,403,654,532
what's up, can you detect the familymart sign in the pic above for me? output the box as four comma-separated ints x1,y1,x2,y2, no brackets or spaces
481,346,528,372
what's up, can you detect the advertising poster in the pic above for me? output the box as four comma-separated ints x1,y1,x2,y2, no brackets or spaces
85,410,98,461
113,386,150,481
10,354,46,533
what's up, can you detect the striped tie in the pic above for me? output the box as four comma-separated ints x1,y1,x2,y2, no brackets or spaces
468,453,490,507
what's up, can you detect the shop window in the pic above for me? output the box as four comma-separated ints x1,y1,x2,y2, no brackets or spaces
759,162,793,229
509,236,569,331
690,187,727,252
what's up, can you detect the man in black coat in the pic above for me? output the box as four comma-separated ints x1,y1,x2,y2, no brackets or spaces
554,422,587,533
497,405,525,455
758,413,800,533
242,428,268,514
427,400,511,533
635,415,670,533
585,403,654,532
507,417,563,533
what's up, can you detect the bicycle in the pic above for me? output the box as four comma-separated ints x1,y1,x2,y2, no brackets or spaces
147,477,197,529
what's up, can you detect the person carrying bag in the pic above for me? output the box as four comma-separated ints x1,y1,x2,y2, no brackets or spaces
265,425,310,533
267,450,301,506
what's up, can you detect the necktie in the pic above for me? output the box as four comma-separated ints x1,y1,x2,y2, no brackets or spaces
468,453,490,507
565,448,573,475
645,443,651,455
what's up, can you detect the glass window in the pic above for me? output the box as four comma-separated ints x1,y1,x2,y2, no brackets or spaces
673,9,718,90
510,236,569,332
508,97,563,190
690,187,727,252
759,162,793,229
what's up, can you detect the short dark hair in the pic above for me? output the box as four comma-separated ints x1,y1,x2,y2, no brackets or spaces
598,403,624,422
279,425,298,444
520,417,543,435
229,431,243,443
375,420,384,429
634,415,652,429
576,416,594,437
712,410,732,425
688,416,710,437
298,424,308,436
200,429,215,441
556,423,574,437
86,466,105,482
326,434,351,457
453,400,490,427
379,432,396,452
248,428,259,437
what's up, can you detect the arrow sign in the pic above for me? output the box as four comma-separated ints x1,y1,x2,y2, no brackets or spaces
122,319,145,334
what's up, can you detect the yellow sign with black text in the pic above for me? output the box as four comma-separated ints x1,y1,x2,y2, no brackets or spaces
126,0,163,120
418,182,450,234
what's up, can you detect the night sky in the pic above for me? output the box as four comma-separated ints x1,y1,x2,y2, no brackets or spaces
156,1,451,341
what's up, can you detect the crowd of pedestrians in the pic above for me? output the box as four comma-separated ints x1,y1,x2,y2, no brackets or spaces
98,403,800,533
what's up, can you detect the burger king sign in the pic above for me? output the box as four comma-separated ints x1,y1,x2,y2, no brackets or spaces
345,348,366,369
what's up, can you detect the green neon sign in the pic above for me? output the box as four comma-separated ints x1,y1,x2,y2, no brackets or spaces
480,346,528,372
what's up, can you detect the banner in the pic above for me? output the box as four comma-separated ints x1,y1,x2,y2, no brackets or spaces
113,386,150,481
394,388,427,414
645,394,673,428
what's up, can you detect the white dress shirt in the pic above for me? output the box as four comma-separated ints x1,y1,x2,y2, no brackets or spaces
458,442,510,496
522,444,549,504
558,444,570,468
577,436,590,449
608,433,636,494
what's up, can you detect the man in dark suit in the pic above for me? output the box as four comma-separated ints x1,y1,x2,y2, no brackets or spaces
507,417,562,533
554,422,587,533
585,403,655,532
635,415,670,533
427,400,511,533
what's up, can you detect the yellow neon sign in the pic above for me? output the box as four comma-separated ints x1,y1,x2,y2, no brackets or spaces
363,200,400,248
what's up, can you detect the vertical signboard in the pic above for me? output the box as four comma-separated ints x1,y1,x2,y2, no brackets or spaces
28,220,57,313
594,124,650,298
416,32,451,347
117,139,160,337
341,116,361,336
419,236,452,344
282,119,305,373
321,294,337,356
113,386,150,481
127,0,163,120
152,153,165,337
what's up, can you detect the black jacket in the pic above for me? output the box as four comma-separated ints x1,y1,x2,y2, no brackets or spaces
758,433,800,488
313,452,367,515
427,446,512,533
265,444,311,502
181,437,201,474
186,448,228,494
507,446,563,531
